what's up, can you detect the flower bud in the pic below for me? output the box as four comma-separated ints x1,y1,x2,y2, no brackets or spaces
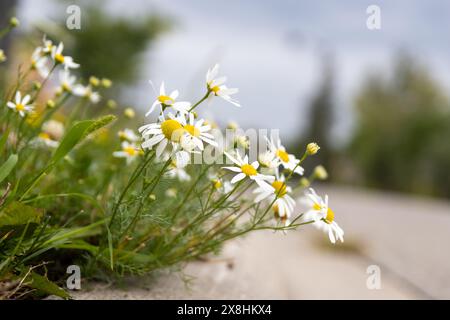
107,99,117,109
0,50,6,63
306,142,320,155
299,177,310,187
101,78,112,88
313,165,328,180
46,100,56,109
124,107,135,119
9,17,20,28
89,76,100,87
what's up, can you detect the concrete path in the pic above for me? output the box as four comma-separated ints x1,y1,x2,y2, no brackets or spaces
72,185,450,300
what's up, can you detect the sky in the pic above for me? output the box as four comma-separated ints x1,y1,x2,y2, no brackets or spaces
19,0,450,145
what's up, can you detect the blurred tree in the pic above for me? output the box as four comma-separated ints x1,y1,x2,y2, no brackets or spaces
290,55,335,174
38,1,170,91
0,0,17,87
349,53,450,197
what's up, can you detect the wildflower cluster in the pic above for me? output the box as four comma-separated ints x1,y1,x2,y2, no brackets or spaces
0,20,342,299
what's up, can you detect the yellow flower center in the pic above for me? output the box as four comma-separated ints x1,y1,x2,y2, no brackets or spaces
213,179,222,189
55,53,65,64
325,207,335,224
161,119,184,142
184,124,200,137
124,146,137,156
241,164,257,176
38,132,51,140
211,85,220,95
16,103,25,111
271,180,287,197
158,95,174,105
276,149,289,163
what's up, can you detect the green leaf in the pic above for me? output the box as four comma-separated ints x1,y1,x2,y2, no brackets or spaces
51,115,116,164
0,154,18,184
0,128,10,154
0,201,43,228
27,272,70,299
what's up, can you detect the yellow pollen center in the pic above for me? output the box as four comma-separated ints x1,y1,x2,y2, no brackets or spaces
271,180,287,197
161,119,184,142
38,132,51,140
325,208,335,224
16,103,25,111
276,149,289,163
241,164,257,176
55,53,65,64
213,179,222,189
184,124,200,137
211,86,220,95
124,146,137,156
158,95,174,105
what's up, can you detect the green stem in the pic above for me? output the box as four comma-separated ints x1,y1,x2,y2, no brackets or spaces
188,91,211,112
109,151,155,228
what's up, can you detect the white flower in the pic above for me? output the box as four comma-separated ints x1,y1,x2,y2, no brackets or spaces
113,141,142,164
208,172,233,194
166,160,191,181
258,150,278,174
58,69,77,93
253,175,296,220
206,64,240,107
31,120,64,149
222,150,274,189
34,132,59,148
139,113,190,166
31,48,50,78
266,136,304,176
51,42,79,69
42,120,65,140
179,112,217,151
7,91,34,117
118,128,140,142
146,82,191,116
73,84,100,103
302,188,344,244
41,35,56,55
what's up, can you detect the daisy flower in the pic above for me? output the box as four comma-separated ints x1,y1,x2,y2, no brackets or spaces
40,35,56,55
32,119,63,148
146,82,191,116
222,150,274,189
206,64,240,107
51,42,79,69
118,128,140,142
34,132,59,148
253,175,296,220
179,112,217,151
302,188,344,244
73,84,100,103
266,136,304,176
208,172,233,194
7,91,34,117
113,141,143,164
58,69,77,93
139,113,190,165
31,48,50,78
258,150,279,174
166,160,191,182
